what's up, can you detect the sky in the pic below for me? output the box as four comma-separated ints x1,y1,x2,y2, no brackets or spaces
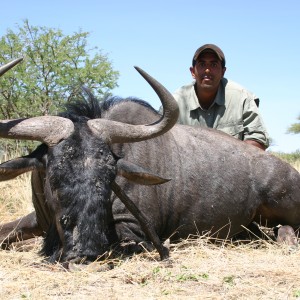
1,0,299,153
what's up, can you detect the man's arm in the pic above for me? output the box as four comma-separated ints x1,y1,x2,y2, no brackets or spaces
242,95,269,150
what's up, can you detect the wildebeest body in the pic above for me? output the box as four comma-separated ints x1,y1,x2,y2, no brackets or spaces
2,97,300,261
1,61,300,263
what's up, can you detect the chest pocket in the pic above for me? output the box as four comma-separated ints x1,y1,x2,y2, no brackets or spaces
216,123,244,140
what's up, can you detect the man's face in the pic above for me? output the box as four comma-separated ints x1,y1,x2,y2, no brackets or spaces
190,52,226,91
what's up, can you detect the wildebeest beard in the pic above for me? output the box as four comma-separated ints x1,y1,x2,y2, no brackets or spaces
42,122,119,263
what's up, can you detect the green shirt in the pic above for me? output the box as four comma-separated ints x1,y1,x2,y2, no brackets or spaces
173,78,269,148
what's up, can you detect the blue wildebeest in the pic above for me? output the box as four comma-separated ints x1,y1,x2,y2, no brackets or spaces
0,58,299,264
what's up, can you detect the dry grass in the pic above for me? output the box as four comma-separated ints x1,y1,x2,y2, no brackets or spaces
0,173,33,223
293,160,300,173
1,237,300,299
0,161,300,299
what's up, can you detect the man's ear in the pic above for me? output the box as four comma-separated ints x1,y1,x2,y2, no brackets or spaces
222,66,227,77
190,66,196,79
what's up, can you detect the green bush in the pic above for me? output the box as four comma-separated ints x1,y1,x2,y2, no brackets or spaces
270,150,300,164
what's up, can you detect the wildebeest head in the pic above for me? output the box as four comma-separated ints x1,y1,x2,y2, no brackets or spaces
0,65,179,263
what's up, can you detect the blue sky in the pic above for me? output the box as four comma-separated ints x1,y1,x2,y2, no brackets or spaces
1,0,299,152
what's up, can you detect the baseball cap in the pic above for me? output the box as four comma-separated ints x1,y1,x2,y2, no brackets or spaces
192,44,226,67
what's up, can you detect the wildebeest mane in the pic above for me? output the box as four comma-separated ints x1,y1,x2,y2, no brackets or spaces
60,87,158,123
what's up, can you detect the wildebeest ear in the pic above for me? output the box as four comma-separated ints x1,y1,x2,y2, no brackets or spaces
0,144,47,181
116,159,171,185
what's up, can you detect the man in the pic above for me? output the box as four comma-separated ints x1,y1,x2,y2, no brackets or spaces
173,44,269,150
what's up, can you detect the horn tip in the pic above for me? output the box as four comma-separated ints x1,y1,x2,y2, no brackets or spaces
134,66,146,77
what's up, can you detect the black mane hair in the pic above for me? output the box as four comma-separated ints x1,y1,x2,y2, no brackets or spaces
59,87,158,122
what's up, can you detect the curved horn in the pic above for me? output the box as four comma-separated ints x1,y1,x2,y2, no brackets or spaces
87,66,179,144
0,58,74,146
0,58,23,77
0,116,74,146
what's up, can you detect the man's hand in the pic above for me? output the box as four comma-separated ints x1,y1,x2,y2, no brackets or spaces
245,140,266,151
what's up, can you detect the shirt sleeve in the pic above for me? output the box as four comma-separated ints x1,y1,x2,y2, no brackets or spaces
242,95,270,148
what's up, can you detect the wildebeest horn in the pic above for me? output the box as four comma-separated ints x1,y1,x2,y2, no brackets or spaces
0,117,74,146
0,58,23,77
87,66,179,144
0,58,74,146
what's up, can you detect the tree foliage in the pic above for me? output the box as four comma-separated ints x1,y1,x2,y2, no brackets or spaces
0,20,119,119
287,115,300,134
